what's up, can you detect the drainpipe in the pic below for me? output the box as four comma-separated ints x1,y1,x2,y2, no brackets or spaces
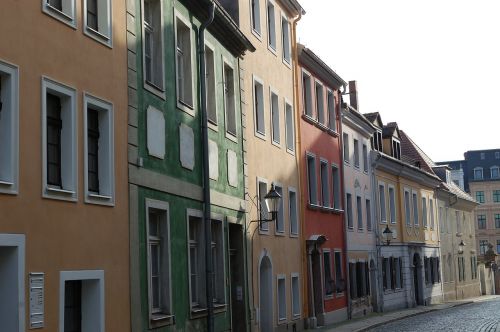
199,3,215,331
370,151,383,312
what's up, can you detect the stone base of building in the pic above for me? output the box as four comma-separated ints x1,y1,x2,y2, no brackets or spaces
351,296,373,318
316,307,348,326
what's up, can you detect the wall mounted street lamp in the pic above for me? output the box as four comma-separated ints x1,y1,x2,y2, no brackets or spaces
251,184,282,227
382,225,393,246
458,240,466,254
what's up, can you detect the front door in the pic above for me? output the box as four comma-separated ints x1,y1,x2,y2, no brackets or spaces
413,253,422,305
0,245,21,331
311,250,323,320
229,224,246,331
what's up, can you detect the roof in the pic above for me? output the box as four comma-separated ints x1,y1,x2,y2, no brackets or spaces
298,44,347,89
382,122,400,138
363,112,383,129
400,130,436,174
440,180,476,204
279,0,306,16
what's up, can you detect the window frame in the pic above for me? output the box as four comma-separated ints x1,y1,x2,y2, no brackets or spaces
269,87,280,145
356,195,363,230
0,60,19,194
266,0,277,53
353,138,360,169
346,192,353,229
205,41,218,127
83,0,113,46
174,11,195,114
323,249,334,298
404,188,412,227
333,249,344,296
362,144,368,173
222,58,237,138
253,75,266,138
42,0,77,28
388,185,396,224
476,191,485,203
250,0,262,38
477,214,486,229
288,187,299,236
343,133,350,164
281,14,291,66
276,274,287,323
306,152,318,206
491,166,500,179
302,69,313,118
412,190,419,226
274,183,285,234
332,163,341,210
41,76,78,201
257,177,270,233
366,198,372,231
284,99,295,153
315,80,325,124
474,167,483,180
320,159,330,208
327,89,336,132
378,182,387,223
290,273,300,319
83,93,114,205
422,196,428,228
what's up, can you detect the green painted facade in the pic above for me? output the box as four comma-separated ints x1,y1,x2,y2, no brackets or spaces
127,0,251,331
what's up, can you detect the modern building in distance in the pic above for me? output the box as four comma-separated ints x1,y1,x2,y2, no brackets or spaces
342,82,378,318
297,44,347,327
0,0,129,330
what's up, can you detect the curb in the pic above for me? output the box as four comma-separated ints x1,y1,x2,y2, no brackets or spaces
353,301,473,332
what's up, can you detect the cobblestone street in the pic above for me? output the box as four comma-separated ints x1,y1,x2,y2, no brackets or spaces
368,298,500,332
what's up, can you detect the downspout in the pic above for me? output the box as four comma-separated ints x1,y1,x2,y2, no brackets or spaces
339,94,352,320
199,3,215,331
370,151,383,312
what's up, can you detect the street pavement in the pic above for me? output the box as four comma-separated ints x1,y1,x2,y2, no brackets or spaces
321,295,500,332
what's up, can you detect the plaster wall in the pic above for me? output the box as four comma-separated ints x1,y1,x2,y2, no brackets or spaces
0,1,129,330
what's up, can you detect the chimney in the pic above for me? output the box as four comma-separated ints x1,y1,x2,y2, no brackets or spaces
349,80,359,110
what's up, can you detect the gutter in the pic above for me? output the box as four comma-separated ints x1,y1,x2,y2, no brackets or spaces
198,3,216,331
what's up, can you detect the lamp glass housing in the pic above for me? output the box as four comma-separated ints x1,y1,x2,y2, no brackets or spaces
264,184,281,215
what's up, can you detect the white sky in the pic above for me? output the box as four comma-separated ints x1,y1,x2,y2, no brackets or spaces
296,0,500,162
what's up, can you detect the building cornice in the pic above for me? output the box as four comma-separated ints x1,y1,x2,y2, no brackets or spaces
342,106,376,138
298,44,347,89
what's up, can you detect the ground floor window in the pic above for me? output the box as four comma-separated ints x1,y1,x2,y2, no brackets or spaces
382,256,403,291
349,261,370,299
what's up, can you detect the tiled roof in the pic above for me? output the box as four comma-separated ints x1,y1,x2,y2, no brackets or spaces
382,122,398,138
440,181,476,203
400,130,435,174
363,112,379,123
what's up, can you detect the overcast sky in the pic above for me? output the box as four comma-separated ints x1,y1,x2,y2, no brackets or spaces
296,0,500,162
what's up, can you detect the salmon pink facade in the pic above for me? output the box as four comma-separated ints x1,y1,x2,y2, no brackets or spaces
297,44,348,327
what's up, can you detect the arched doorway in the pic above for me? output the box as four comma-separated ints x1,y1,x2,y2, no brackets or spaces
413,253,422,305
259,255,273,332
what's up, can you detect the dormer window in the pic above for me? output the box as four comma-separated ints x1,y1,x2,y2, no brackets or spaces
371,130,383,152
474,167,483,180
445,169,451,184
391,139,401,160
491,166,500,179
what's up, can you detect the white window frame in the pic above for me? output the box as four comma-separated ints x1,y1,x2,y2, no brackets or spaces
290,273,300,319
343,133,350,164
250,0,262,38
41,76,78,201
257,177,270,233
422,196,428,228
174,11,195,115
404,188,412,226
277,274,287,323
210,215,226,305
281,14,291,66
388,185,396,224
320,158,330,208
346,192,353,229
142,0,166,98
59,270,105,332
315,80,325,124
474,167,483,180
356,195,363,230
269,87,280,145
0,60,19,194
327,89,336,132
378,182,387,223
83,93,114,206
412,190,419,226
366,198,372,231
187,209,207,311
145,199,172,326
42,0,77,28
83,0,113,46
302,69,313,118
274,182,285,235
205,41,217,127
306,152,318,206
284,99,295,154
223,57,237,139
429,198,435,230
253,75,266,139
0,234,25,332
362,144,368,173
353,138,360,169
266,0,277,52
332,163,341,210
288,187,299,237
491,166,500,179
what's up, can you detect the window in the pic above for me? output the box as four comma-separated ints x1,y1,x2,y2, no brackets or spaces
405,190,411,226
491,167,500,179
281,15,291,64
389,187,396,224
275,185,284,233
480,152,485,160
175,15,193,109
439,206,444,233
285,102,294,152
253,77,265,135
382,257,390,290
270,91,280,144
210,219,225,304
478,215,486,229
205,45,217,124
277,275,286,322
424,257,430,284
315,82,324,124
334,251,343,294
474,167,483,180
480,240,488,255
430,199,435,229
493,190,500,203
84,94,114,205
366,199,372,231
251,0,261,35
456,211,462,234
422,197,428,228
353,139,360,168
457,257,463,281
307,154,318,205
320,160,330,207
0,60,19,194
346,193,353,229
332,165,341,209
495,214,500,229
327,90,336,131
394,257,402,289
497,240,500,255
356,196,363,230
84,0,112,45
143,0,164,92
42,78,77,201
496,152,500,159
349,263,357,299
391,140,401,160
476,191,485,203
302,71,313,117
43,0,77,27
146,200,171,324
223,62,236,136
379,184,387,223
343,133,349,163
59,270,105,332
291,274,300,318
412,192,419,226
258,180,269,231
323,251,333,297
289,189,298,235
266,1,276,50
363,144,368,173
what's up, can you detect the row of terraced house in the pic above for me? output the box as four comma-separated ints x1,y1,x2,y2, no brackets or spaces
0,0,489,331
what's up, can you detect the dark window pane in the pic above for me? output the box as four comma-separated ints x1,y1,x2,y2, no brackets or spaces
47,93,62,187
64,280,82,332
87,108,100,193
87,0,98,30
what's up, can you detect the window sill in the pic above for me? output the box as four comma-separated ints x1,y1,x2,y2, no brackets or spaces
225,131,238,143
251,28,262,41
86,193,115,206
0,180,17,195
307,203,321,211
275,230,285,236
84,26,112,48
149,314,174,329
144,81,166,100
282,57,292,69
268,44,278,56
286,148,295,156
271,139,281,148
190,303,227,318
177,100,195,117
254,130,267,142
44,186,77,202
43,4,76,28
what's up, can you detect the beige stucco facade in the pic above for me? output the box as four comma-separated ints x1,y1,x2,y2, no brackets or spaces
237,0,304,330
0,1,129,331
